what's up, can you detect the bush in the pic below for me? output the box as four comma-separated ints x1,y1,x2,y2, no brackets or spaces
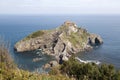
60,56,120,80
49,66,60,75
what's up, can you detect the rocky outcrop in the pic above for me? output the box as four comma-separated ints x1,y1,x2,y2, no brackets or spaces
42,60,59,69
88,34,103,46
14,21,103,62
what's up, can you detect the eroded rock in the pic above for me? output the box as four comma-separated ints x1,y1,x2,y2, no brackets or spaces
14,21,103,58
88,34,103,46
42,60,59,69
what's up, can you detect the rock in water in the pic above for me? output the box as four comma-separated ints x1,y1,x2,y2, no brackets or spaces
14,21,103,58
42,60,59,69
88,34,103,46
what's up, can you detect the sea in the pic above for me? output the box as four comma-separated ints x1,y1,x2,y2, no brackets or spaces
0,14,120,72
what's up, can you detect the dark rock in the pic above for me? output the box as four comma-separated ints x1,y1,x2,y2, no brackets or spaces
59,54,63,64
88,34,103,46
95,37,101,45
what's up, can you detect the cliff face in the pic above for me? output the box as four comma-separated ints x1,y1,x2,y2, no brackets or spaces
14,21,103,58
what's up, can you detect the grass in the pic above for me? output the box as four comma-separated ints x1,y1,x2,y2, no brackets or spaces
67,31,89,48
23,30,45,41
58,26,89,49
59,25,89,48
23,30,54,41
68,32,80,47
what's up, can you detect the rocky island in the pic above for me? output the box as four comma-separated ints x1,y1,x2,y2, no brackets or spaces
14,21,103,62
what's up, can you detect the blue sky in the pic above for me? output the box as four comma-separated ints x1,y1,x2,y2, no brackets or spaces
0,0,120,14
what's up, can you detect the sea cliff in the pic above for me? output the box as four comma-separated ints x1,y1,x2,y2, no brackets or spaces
14,21,103,61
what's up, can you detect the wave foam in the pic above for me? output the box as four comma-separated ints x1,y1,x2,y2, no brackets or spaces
75,57,101,65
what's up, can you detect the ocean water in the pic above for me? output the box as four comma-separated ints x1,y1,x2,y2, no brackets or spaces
0,15,120,71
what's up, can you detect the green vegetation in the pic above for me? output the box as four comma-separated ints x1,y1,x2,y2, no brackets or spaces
69,32,80,47
61,29,89,48
55,56,120,80
0,38,71,80
23,30,45,41
68,32,88,47
58,25,72,33
29,30,45,38
59,25,89,48
23,30,54,41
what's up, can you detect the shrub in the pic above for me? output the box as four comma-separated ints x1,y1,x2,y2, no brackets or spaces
60,56,120,80
49,66,60,75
